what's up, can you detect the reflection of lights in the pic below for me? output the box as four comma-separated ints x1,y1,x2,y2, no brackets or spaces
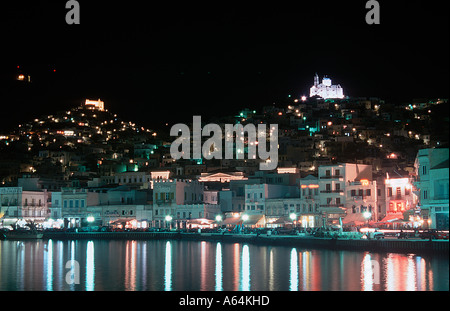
215,242,223,291
241,245,250,291
164,241,172,291
86,241,95,291
290,248,298,291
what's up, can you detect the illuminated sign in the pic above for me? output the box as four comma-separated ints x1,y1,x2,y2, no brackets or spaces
360,179,369,186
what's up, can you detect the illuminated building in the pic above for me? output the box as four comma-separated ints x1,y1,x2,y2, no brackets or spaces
344,179,379,224
382,175,417,223
318,163,372,226
152,179,220,229
0,187,50,226
414,148,449,230
198,171,247,183
84,98,105,111
309,73,344,99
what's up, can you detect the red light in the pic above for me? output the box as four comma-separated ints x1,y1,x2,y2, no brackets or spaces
17,65,20,69
53,69,56,72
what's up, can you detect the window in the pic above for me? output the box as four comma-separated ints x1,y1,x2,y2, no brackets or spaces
326,170,331,177
388,187,393,197
423,190,428,200
69,200,73,208
396,187,401,197
327,198,332,204
358,189,363,196
351,189,356,196
55,199,59,206
260,193,263,199
64,200,67,208
422,165,427,175
377,189,381,196
366,189,371,196
336,198,341,205
326,184,331,191
335,169,340,176
405,188,410,195
335,183,340,191
81,200,85,208
75,200,79,208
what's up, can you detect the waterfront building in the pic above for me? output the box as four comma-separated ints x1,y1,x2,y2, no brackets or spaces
152,179,220,229
0,186,50,227
244,183,299,215
50,187,87,228
381,174,418,224
414,148,449,230
318,163,372,226
344,179,379,225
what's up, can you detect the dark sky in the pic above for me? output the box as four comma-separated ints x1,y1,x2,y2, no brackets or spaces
0,0,448,131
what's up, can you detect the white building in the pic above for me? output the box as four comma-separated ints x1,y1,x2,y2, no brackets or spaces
318,163,372,226
0,187,50,227
309,73,344,99
152,179,220,228
414,148,449,230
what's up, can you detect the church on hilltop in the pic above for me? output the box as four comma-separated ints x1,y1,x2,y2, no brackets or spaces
309,73,345,99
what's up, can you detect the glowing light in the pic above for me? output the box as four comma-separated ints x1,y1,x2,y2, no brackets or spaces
18,74,25,81
242,214,249,221
87,216,95,223
360,179,370,186
301,96,307,101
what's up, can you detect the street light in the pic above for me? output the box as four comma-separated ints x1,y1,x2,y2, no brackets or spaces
363,211,372,227
289,213,297,230
165,215,173,230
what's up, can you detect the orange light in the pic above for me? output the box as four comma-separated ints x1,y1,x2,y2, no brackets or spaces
308,184,319,189
360,179,369,186
301,185,308,189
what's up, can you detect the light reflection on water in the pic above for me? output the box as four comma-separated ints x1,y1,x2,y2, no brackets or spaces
0,239,448,291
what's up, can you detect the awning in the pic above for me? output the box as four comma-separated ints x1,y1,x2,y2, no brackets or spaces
342,213,366,225
187,218,214,225
271,216,293,225
223,217,241,225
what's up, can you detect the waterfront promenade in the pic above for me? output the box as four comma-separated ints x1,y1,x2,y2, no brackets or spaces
42,231,449,255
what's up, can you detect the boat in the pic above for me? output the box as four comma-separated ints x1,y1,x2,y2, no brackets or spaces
4,229,43,240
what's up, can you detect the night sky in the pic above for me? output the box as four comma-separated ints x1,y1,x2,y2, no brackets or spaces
0,0,448,131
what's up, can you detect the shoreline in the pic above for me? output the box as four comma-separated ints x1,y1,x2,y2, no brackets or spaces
40,231,449,255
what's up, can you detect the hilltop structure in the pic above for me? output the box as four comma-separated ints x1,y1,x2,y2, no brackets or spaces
309,74,345,99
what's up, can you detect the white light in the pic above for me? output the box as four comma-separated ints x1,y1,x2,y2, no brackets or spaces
363,212,372,219
289,213,297,220
165,215,173,222
242,214,249,221
87,216,95,223
215,215,222,222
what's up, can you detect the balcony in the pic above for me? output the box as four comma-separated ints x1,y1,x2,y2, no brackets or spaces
156,199,173,205
320,190,344,193
320,175,343,179
320,203,345,208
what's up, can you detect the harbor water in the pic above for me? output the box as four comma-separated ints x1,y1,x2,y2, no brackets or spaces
0,239,448,291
